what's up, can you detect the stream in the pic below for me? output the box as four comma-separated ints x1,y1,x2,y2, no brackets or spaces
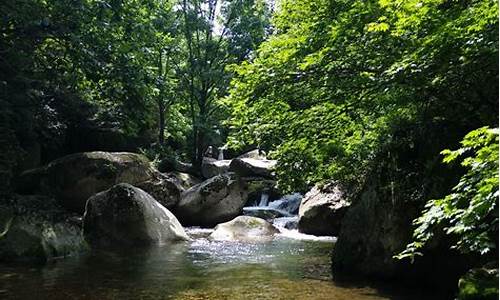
0,228,440,299
0,194,440,299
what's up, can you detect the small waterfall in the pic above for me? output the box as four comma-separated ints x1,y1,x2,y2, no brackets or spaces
268,193,302,215
242,192,336,242
258,193,269,207
217,147,224,160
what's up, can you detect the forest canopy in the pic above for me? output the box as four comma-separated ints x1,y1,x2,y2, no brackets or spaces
225,0,498,192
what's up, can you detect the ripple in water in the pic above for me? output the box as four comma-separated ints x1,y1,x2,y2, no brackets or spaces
0,227,441,300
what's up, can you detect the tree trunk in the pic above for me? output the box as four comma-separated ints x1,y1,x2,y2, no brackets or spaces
191,114,199,168
196,127,205,170
158,100,165,145
194,98,208,170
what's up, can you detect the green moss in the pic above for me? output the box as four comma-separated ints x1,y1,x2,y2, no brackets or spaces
247,218,262,228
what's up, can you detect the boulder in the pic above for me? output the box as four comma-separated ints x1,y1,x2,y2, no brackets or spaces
237,149,267,160
0,195,88,262
164,171,202,191
229,158,276,178
332,173,475,294
243,207,292,220
135,175,183,209
17,152,157,213
83,183,188,246
175,173,248,227
298,182,350,236
158,158,194,174
201,158,231,179
209,216,279,242
273,216,299,230
175,160,195,174
243,178,280,205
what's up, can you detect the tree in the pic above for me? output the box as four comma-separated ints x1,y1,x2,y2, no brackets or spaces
173,0,270,168
398,127,499,260
224,0,498,192
0,0,181,190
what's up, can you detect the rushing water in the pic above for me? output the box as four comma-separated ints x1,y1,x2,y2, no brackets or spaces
0,227,440,300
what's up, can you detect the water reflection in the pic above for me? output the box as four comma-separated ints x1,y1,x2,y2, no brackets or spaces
0,229,439,300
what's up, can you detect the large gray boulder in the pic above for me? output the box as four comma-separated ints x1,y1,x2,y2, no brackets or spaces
16,152,182,214
175,173,248,227
157,158,194,174
164,171,202,191
17,152,158,213
332,172,475,292
135,175,183,209
298,182,350,236
210,216,279,242
83,183,188,246
0,195,88,262
229,158,276,178
201,158,231,179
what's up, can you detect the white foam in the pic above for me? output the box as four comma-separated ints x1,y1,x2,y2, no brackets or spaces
277,228,336,242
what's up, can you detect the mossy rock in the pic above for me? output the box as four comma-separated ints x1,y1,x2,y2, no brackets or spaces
458,266,499,300
176,173,248,227
209,216,279,241
17,151,157,213
83,183,188,246
0,195,88,263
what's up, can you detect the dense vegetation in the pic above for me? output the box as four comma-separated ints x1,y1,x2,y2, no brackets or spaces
224,0,499,262
226,0,498,192
1,0,270,188
1,0,498,284
399,127,499,259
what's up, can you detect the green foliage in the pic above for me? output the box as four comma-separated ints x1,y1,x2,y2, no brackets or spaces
225,0,498,193
458,267,499,300
172,0,271,167
1,0,177,153
398,127,499,259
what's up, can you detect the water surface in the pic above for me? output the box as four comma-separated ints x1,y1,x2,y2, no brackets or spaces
0,228,438,299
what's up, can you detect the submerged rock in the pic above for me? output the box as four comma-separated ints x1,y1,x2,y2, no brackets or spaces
175,173,248,227
298,182,350,236
210,216,279,241
17,151,157,213
229,158,277,178
83,183,188,246
0,195,88,262
273,216,299,230
201,158,231,179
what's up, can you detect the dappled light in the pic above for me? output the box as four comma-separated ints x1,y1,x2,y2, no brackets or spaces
0,0,498,299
